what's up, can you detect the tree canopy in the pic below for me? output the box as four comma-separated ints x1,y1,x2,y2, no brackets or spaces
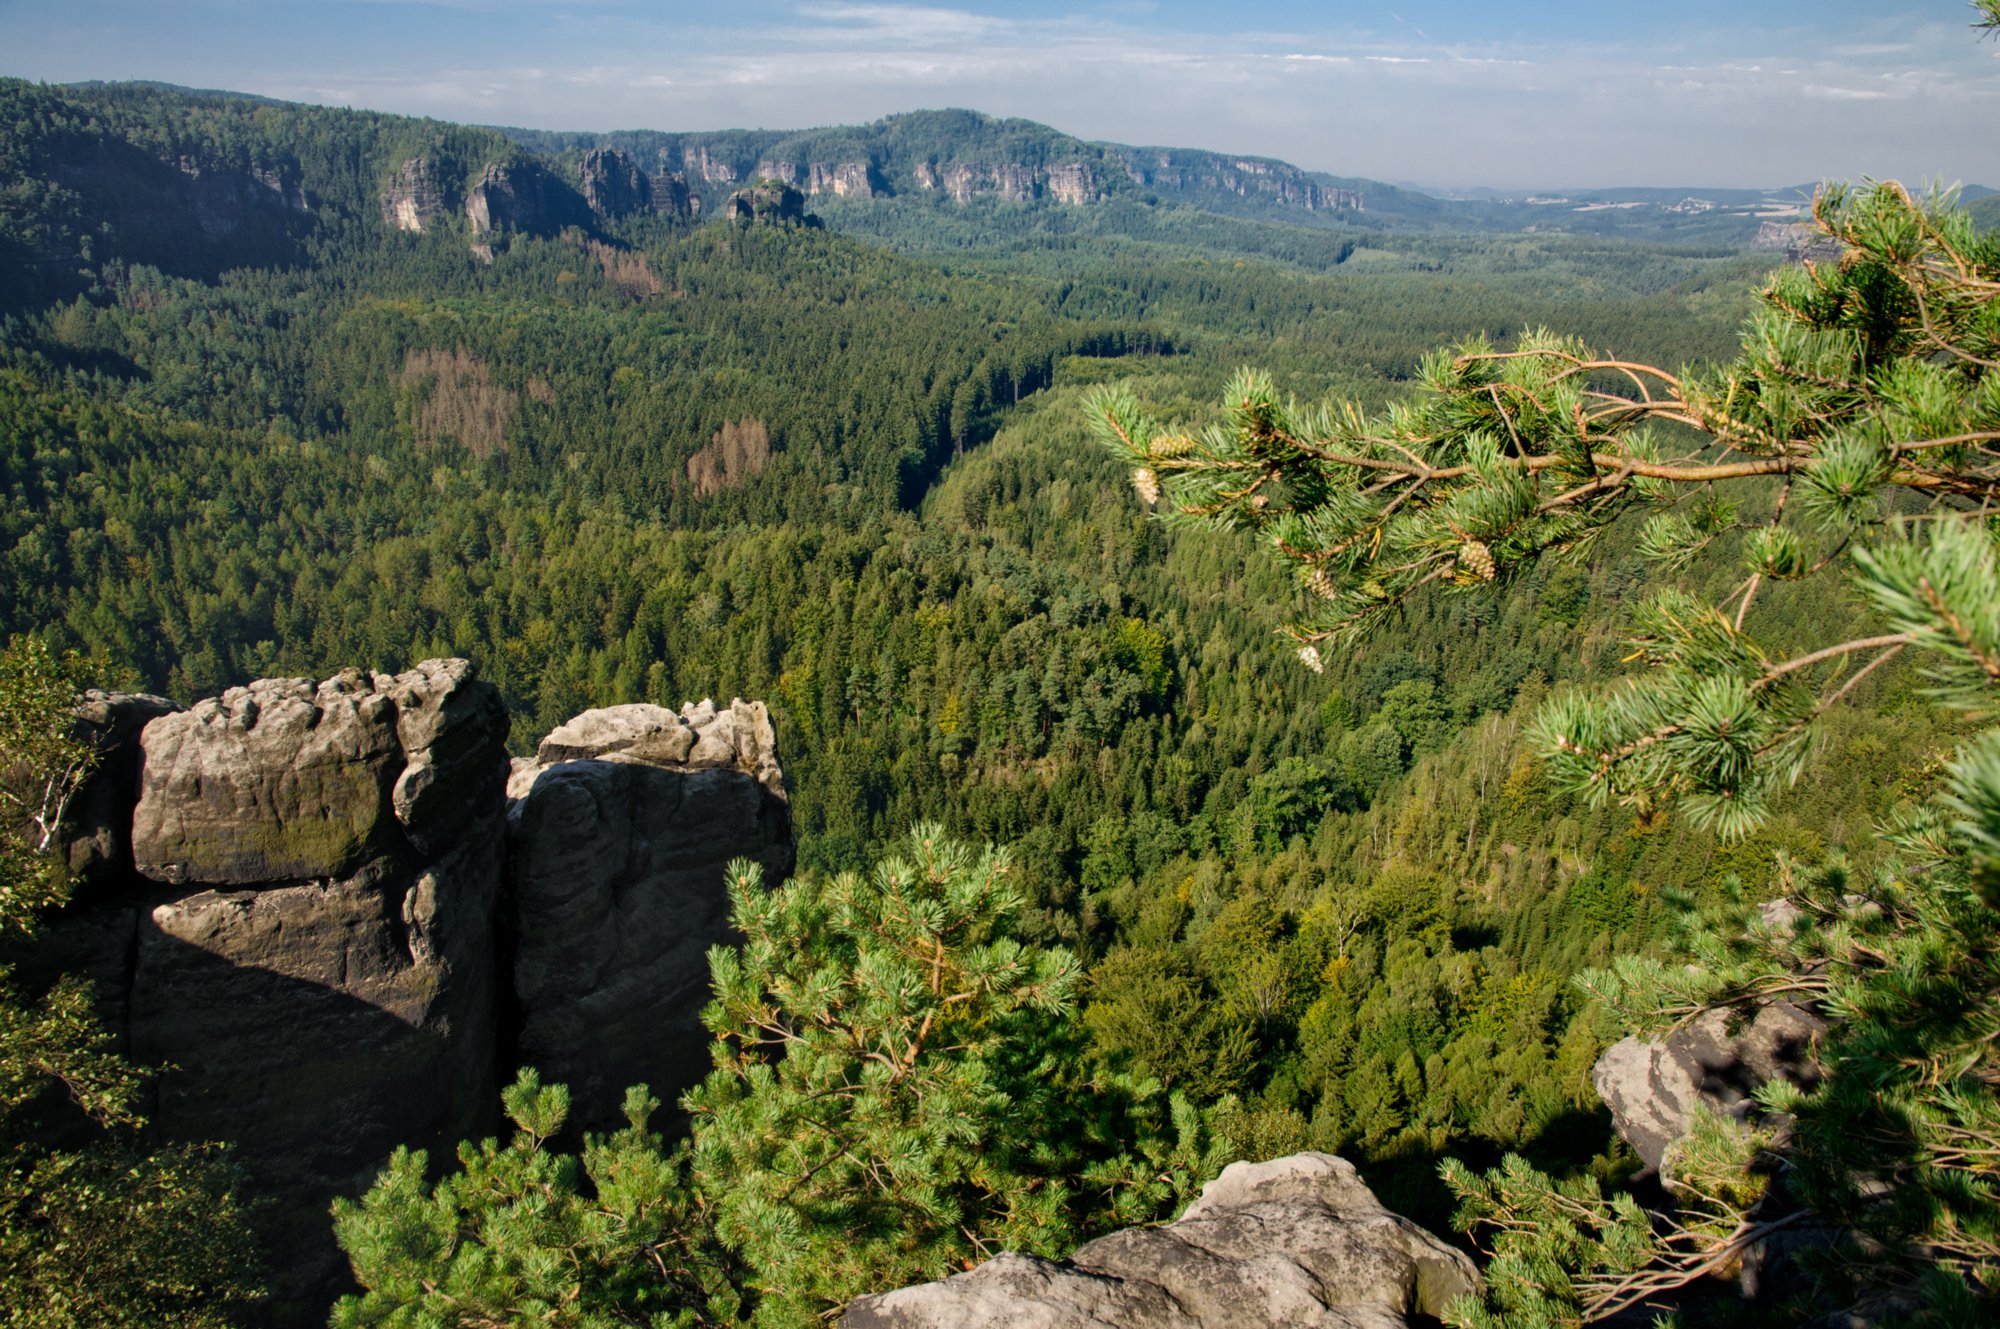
1095,175,2000,1323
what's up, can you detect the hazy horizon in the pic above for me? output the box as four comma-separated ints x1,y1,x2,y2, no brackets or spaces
3,2,1998,192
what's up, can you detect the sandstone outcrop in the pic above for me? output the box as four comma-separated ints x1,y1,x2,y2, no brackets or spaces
32,661,795,1320
128,659,510,1308
652,170,698,218
465,159,588,237
170,156,313,236
758,159,883,198
1046,162,1104,205
1593,1001,1826,1173
579,147,654,218
1116,148,1358,211
844,1153,1478,1329
911,159,1040,203
1753,220,1839,263
506,700,792,1124
726,180,811,226
60,689,180,888
682,143,740,185
381,156,452,233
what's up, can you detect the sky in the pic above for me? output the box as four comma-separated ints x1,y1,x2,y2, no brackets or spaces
2,1,1996,190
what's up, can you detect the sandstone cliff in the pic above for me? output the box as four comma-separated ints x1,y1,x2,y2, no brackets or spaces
47,660,509,1314
755,158,884,199
845,1153,1479,1328
465,158,589,237
726,179,812,226
1118,147,1359,211
380,156,453,233
578,146,653,217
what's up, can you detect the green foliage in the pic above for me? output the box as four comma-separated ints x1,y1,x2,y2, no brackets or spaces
5,77,1980,1325
1099,172,2000,1321
1441,1106,1771,1329
686,827,1224,1326
336,828,1225,1327
0,636,261,1326
331,1071,740,1328
1093,181,1999,839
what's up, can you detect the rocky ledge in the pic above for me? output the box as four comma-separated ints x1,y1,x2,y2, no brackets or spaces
844,1153,1479,1329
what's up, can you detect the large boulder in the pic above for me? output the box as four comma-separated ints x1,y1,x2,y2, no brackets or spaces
1593,1001,1826,1173
506,699,792,1125
126,658,510,1314
843,1153,1479,1329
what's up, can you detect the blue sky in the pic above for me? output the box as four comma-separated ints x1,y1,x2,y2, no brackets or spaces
2,1,1996,188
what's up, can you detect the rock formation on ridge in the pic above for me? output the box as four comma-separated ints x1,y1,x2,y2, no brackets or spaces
40,660,512,1312
465,158,589,236
381,156,452,233
578,146,653,217
726,179,812,226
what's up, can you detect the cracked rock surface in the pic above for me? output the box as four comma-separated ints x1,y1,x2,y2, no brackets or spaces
843,1153,1479,1329
40,660,511,1313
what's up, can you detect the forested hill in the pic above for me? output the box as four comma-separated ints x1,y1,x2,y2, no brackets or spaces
0,76,1854,304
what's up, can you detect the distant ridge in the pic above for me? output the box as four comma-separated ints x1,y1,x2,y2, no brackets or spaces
34,79,1994,248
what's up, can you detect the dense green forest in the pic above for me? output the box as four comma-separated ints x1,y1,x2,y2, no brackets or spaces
3,76,1983,1324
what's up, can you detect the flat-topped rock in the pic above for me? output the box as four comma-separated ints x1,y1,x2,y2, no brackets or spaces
506,696,791,1127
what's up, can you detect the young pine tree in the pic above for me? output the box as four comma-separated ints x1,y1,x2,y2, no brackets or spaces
334,825,1225,1329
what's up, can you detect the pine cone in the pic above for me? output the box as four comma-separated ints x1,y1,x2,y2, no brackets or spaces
1458,540,1497,581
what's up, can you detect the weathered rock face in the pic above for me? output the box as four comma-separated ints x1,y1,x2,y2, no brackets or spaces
725,180,810,226
651,170,698,218
32,661,795,1319
1593,1001,1826,1173
1046,161,1104,206
127,659,510,1310
506,699,792,1125
682,144,740,185
820,160,879,197
170,156,313,236
1754,220,1840,263
465,159,588,237
578,147,653,218
1116,148,1358,211
381,156,451,233
844,1153,1479,1329
757,159,882,199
